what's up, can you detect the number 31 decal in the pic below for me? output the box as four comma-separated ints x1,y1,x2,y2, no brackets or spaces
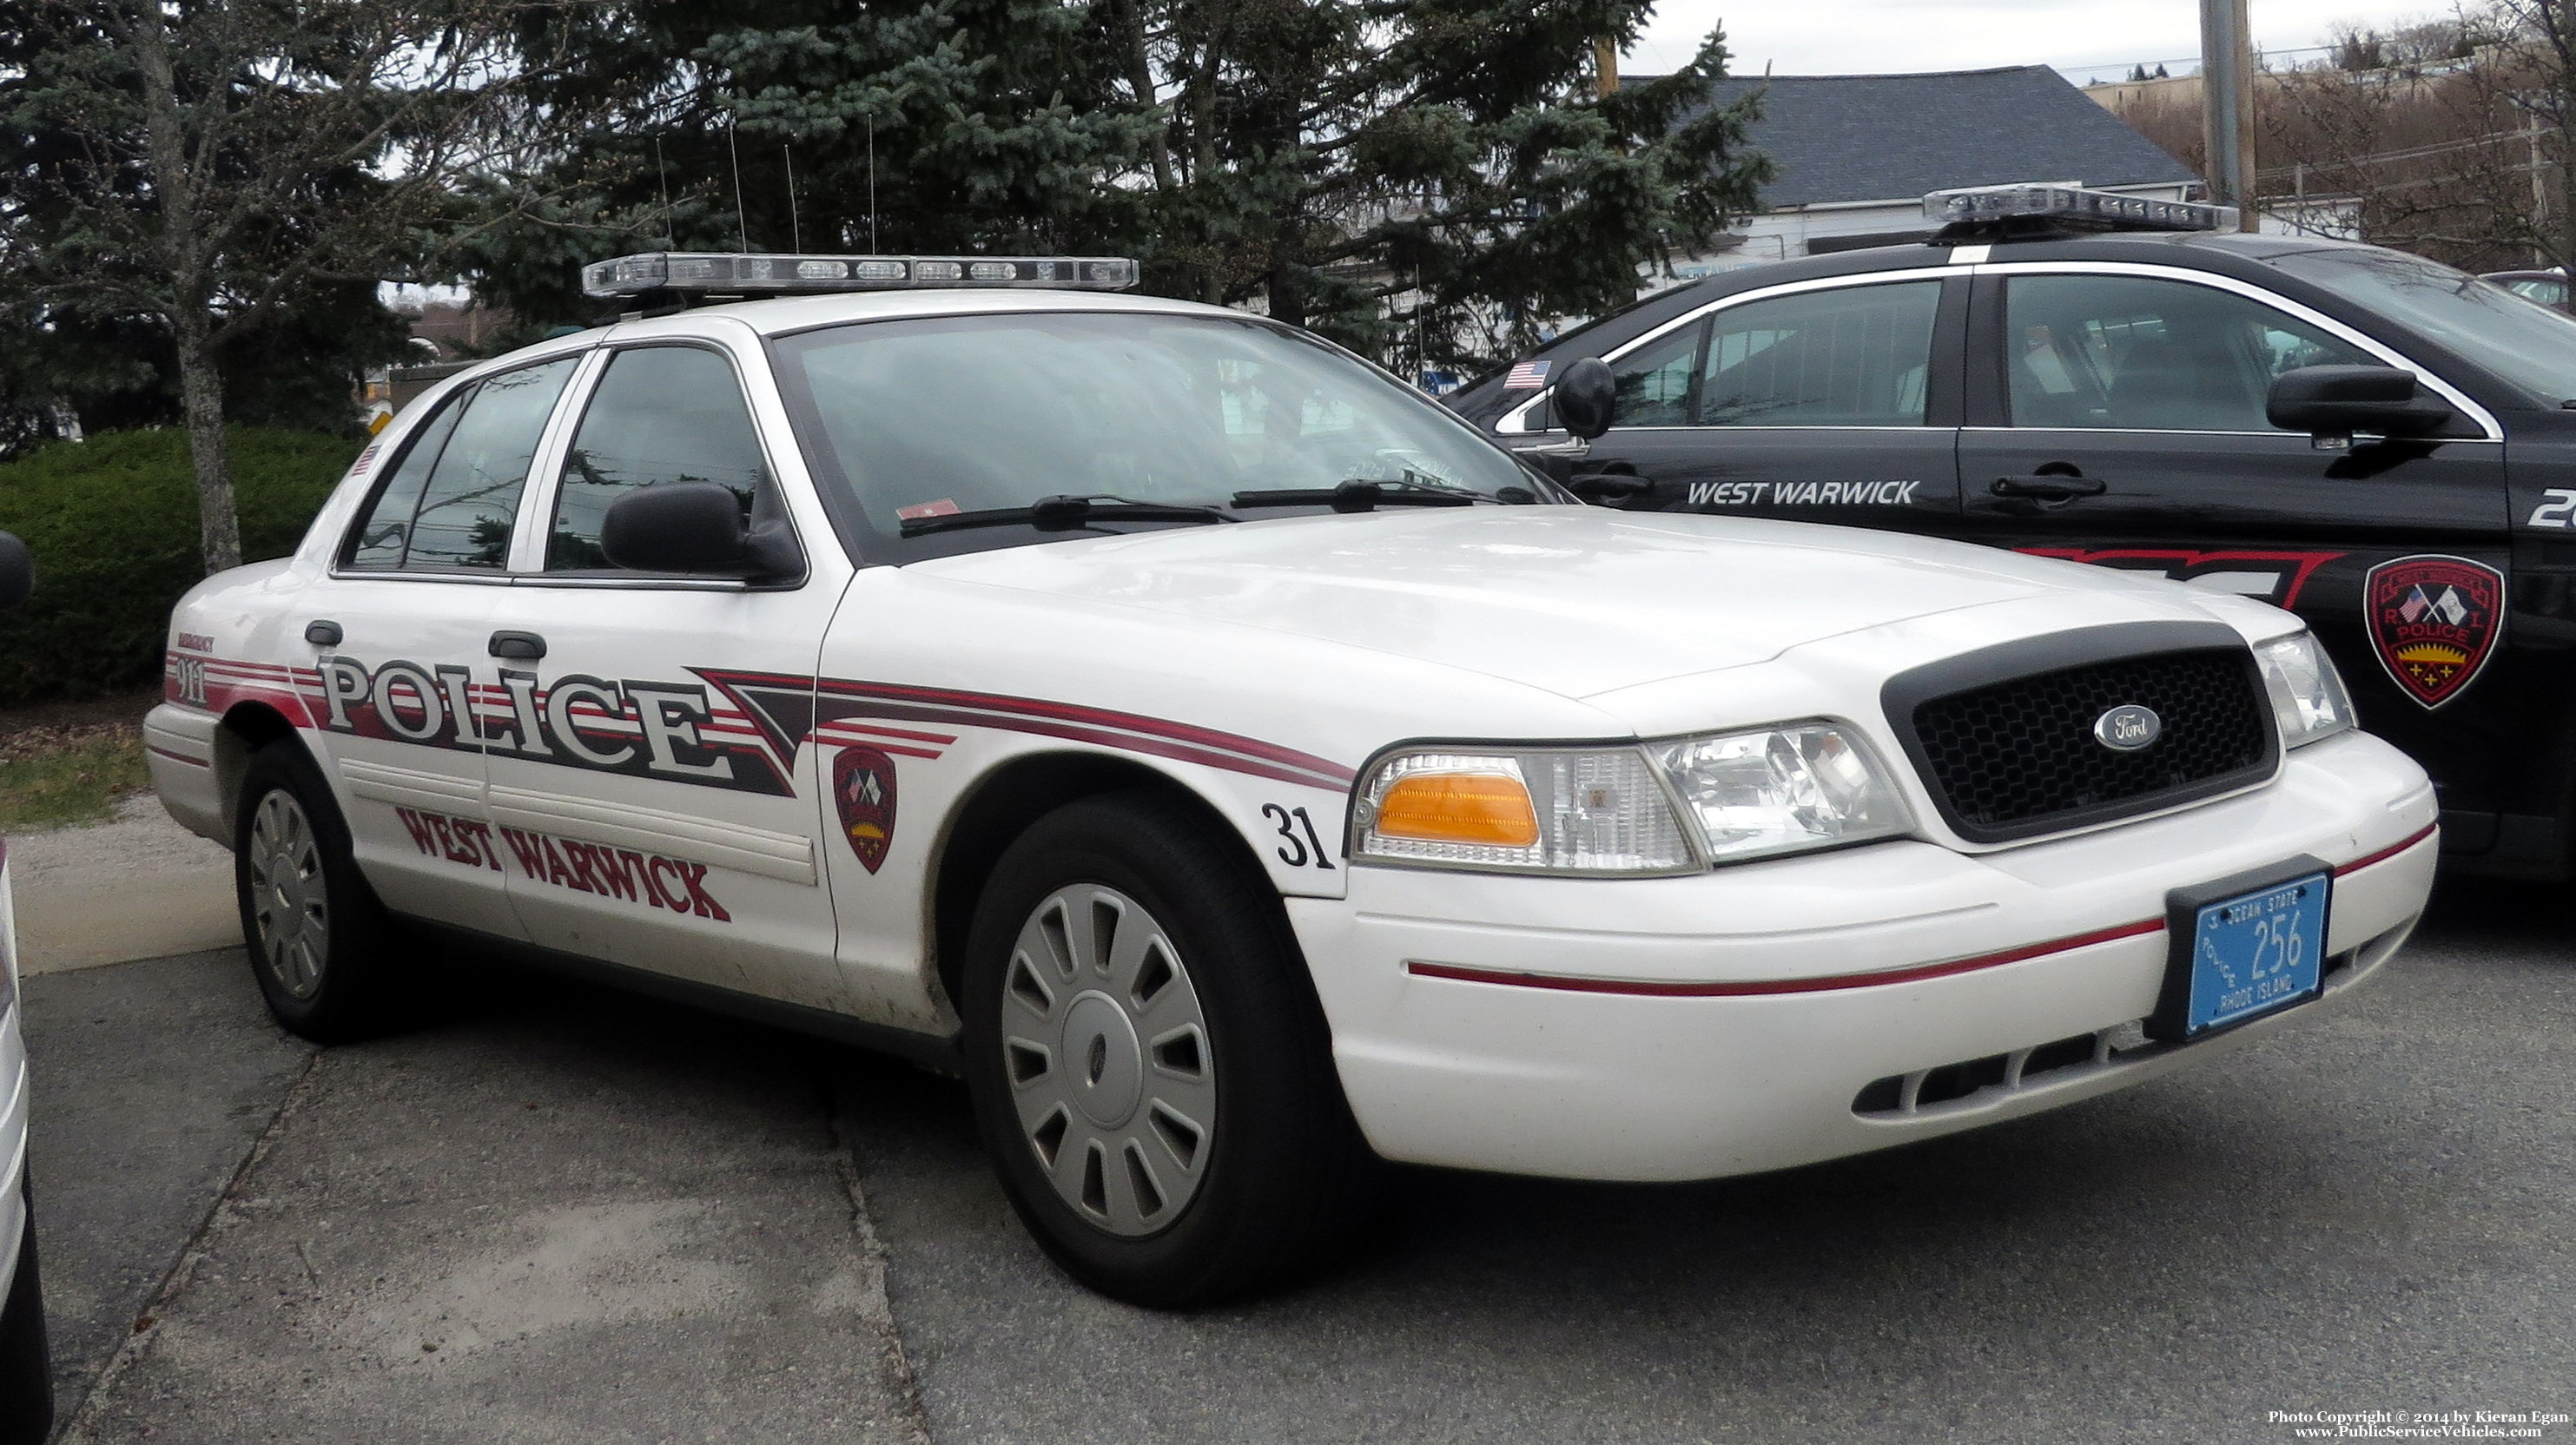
1261,804,1336,870
2531,489,2576,529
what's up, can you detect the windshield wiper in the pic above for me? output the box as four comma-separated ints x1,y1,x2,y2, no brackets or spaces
1229,478,1484,513
899,494,1238,537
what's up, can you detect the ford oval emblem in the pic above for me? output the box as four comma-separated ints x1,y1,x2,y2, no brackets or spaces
2093,703,2163,751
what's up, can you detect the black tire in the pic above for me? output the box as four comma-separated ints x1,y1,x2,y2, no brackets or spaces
0,1185,53,1445
233,741,406,1043
961,790,1381,1308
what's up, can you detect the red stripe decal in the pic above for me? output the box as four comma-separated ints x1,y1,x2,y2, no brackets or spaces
2333,822,2438,877
147,745,210,768
1404,918,2167,999
814,677,1355,783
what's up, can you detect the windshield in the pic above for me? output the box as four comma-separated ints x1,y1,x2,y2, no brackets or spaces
772,311,1543,538
2270,246,2576,406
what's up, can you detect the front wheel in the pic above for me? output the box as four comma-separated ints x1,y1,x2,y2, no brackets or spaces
960,791,1379,1307
233,742,406,1043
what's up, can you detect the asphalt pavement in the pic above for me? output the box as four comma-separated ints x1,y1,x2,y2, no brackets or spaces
23,878,2576,1444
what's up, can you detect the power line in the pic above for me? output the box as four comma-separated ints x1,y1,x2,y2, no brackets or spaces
2061,43,2336,75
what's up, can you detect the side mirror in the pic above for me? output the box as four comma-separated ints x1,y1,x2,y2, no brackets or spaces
2267,366,2453,439
599,482,801,578
0,531,29,610
1552,358,1617,441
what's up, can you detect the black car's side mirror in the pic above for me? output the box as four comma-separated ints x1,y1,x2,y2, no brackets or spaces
0,531,29,610
599,482,801,579
2267,365,2454,440
1552,358,1617,441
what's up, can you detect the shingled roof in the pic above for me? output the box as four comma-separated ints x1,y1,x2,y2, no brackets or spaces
1668,65,2198,209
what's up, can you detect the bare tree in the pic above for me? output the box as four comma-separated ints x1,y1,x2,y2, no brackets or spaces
3,0,568,572
2103,7,2576,277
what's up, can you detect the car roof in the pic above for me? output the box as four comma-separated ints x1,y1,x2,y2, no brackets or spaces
545,286,1245,353
1445,230,2401,419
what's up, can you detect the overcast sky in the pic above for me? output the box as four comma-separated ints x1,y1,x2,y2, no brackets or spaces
1627,1,2443,84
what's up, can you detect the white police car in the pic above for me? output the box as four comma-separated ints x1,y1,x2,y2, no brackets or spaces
0,531,52,1435
147,253,2438,1305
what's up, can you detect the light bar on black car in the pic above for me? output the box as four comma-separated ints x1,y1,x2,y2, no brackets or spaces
579,252,1139,299
1922,183,2237,234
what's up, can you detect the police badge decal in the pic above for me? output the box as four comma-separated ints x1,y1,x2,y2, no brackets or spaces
2364,555,2504,709
833,745,900,872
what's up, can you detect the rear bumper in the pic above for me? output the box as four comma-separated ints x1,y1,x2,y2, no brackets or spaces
1291,729,2438,1183
144,703,229,847
0,854,28,1304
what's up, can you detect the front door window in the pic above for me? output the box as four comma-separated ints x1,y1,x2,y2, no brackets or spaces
2003,274,2373,432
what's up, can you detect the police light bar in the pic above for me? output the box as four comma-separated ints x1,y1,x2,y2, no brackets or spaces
580,252,1139,299
1921,183,2237,235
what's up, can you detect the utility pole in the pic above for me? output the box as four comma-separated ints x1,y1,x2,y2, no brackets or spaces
2200,0,2260,232
1595,37,1618,99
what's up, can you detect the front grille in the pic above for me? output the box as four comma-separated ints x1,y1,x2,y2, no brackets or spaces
1900,646,2273,841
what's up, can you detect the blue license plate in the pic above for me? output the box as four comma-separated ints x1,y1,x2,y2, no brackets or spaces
2183,872,2328,1034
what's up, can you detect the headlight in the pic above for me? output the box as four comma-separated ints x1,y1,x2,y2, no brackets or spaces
1652,722,1913,863
1354,749,1696,874
2254,631,2355,748
1352,722,1914,875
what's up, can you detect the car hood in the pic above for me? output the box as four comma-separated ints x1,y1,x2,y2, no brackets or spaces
904,507,2225,700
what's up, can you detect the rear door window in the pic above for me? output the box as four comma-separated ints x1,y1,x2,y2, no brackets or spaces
1698,281,1941,426
344,356,578,571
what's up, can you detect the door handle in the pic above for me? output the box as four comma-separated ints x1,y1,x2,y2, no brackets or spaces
488,630,547,661
1568,472,1650,502
303,619,343,646
1991,474,2107,501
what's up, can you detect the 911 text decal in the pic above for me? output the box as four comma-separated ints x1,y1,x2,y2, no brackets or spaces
393,805,732,920
319,655,790,796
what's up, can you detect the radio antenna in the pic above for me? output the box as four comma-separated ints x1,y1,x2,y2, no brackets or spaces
654,135,674,247
783,146,803,253
867,114,879,254
728,118,750,252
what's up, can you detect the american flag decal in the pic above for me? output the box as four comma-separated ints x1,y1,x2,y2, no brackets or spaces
1503,360,1551,390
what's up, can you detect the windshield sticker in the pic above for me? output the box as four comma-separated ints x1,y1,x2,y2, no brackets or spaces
2018,548,2346,609
833,746,900,873
1686,480,1924,508
2365,555,2504,709
1503,360,1551,390
393,804,732,920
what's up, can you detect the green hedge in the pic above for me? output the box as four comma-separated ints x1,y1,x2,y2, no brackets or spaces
0,427,362,706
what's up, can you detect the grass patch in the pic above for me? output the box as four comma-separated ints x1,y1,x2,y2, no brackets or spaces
0,718,149,830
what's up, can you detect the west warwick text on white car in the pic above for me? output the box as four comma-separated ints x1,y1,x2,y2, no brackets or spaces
147,254,2437,1304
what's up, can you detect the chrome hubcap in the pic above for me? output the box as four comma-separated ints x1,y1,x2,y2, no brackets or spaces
248,790,328,999
1001,884,1213,1237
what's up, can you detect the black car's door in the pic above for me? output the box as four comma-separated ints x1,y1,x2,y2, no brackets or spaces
1507,274,1967,531
1953,264,2514,827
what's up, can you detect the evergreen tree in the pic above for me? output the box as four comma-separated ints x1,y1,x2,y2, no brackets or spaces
472,0,1768,371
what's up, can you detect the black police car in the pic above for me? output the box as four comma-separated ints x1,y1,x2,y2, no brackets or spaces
1450,183,2576,883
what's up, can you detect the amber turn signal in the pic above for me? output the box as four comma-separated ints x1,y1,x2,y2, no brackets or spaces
1372,771,1541,847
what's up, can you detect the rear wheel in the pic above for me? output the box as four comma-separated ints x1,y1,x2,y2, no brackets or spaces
233,742,406,1042
960,791,1378,1307
0,1185,52,1444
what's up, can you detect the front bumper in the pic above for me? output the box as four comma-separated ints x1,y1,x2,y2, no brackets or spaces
1290,729,2437,1183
